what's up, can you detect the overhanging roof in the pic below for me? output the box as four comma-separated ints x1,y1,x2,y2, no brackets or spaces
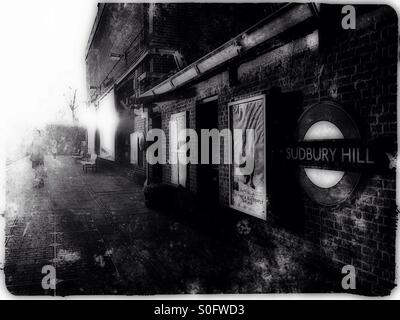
139,3,319,99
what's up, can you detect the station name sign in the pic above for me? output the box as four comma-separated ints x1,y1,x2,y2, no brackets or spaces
284,101,395,205
284,139,382,172
283,138,395,174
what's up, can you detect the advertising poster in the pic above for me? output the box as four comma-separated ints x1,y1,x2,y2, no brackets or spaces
229,95,266,220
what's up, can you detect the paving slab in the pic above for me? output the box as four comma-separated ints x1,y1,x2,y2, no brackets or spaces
4,155,337,295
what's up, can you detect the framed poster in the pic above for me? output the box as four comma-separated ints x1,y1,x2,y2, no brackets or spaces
228,94,266,220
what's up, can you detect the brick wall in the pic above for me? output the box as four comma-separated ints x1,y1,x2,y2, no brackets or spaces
86,3,145,97
150,3,181,51
151,5,398,295
310,5,397,295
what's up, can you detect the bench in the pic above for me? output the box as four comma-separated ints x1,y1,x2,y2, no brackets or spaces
81,154,97,173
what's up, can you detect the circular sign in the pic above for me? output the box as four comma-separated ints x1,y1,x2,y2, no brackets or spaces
296,101,361,206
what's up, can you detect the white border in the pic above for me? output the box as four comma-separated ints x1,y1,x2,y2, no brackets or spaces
0,0,399,301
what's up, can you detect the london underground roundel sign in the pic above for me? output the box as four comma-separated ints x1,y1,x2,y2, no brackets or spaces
293,101,362,206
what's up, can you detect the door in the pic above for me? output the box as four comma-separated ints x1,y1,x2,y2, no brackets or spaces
116,130,130,164
268,89,305,231
94,129,100,155
170,111,187,187
130,132,138,165
197,99,219,207
151,115,162,182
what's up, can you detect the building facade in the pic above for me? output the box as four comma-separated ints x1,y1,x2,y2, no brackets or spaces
86,3,398,295
86,2,278,181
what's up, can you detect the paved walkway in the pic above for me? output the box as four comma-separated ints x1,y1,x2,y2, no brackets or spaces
4,156,335,296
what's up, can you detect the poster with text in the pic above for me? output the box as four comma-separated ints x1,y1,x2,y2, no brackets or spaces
229,95,266,220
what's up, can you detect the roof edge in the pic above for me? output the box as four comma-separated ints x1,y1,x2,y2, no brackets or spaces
85,3,106,60
139,3,319,99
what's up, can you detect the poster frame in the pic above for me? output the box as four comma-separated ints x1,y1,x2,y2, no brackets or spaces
228,94,267,220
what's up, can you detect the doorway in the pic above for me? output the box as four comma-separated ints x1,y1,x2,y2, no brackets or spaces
151,114,162,183
170,111,187,186
197,97,219,208
116,130,130,164
268,88,305,232
94,129,100,155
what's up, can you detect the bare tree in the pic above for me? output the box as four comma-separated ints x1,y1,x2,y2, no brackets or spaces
64,87,79,124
